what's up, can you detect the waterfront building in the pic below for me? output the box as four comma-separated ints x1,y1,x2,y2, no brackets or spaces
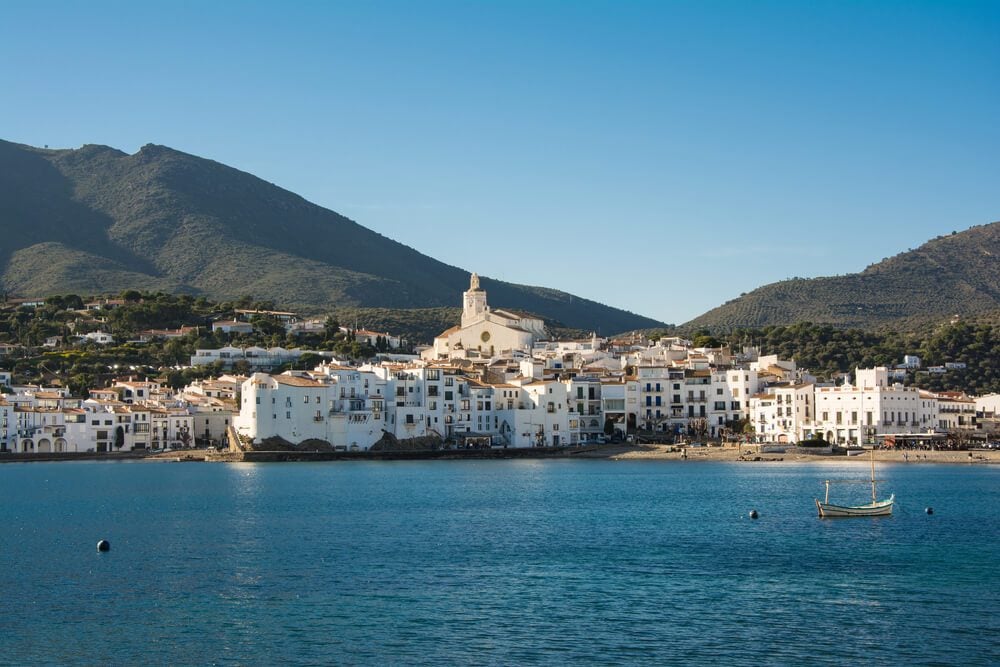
235,370,385,451
934,392,977,432
749,383,814,443
0,400,10,451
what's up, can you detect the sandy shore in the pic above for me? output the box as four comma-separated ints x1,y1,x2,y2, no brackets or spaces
611,444,1000,464
10,446,993,465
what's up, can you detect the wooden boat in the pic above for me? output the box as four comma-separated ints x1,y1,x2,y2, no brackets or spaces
816,450,894,517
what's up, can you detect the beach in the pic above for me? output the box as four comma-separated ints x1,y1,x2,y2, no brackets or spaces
611,444,1000,464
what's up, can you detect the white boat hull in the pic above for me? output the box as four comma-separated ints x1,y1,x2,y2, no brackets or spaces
815,494,894,518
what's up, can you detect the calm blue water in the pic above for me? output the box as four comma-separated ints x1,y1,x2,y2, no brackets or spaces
1,460,997,666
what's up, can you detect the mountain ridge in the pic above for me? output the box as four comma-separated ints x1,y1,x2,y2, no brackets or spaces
0,139,663,335
682,221,1000,331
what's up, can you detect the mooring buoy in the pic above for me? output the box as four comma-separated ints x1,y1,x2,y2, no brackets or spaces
749,509,759,519
97,539,111,552
925,507,934,515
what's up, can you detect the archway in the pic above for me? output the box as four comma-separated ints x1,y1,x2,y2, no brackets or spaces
37,438,52,453
55,438,67,452
21,439,34,452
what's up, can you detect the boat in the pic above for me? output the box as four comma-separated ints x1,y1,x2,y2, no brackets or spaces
815,450,894,517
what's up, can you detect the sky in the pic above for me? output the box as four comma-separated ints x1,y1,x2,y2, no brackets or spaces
2,1,998,324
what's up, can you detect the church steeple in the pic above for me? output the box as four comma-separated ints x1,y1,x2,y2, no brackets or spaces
462,272,488,326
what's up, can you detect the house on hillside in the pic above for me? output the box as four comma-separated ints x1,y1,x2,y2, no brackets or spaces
212,320,254,335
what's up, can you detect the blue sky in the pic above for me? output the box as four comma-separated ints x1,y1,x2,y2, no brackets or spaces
2,1,998,324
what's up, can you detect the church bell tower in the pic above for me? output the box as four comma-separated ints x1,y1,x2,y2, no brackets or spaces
462,272,488,327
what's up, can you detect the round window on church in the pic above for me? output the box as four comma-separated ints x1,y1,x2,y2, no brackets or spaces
481,331,491,343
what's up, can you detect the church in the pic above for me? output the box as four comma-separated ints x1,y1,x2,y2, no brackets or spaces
423,273,547,360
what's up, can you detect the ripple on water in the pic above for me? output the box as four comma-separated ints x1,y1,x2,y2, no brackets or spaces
0,460,997,665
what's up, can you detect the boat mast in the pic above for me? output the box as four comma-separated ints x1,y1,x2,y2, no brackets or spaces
870,449,877,503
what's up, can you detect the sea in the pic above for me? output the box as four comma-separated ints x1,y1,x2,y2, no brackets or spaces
1,459,997,666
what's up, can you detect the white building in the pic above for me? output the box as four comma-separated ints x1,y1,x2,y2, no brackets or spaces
806,368,932,445
425,273,546,361
190,346,335,370
235,371,385,451
749,383,814,443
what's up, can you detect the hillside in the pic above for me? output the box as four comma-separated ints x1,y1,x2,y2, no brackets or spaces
683,223,1000,331
0,139,662,335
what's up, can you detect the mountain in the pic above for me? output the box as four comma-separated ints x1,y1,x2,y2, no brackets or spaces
683,222,1000,331
0,139,663,335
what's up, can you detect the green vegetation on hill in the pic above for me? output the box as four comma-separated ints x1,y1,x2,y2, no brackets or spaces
683,222,1000,331
0,292,394,395
3,293,999,397
0,139,662,335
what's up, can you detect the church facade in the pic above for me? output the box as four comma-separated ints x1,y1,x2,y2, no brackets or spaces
423,273,547,360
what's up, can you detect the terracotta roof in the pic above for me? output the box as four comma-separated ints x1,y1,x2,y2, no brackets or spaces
274,375,324,387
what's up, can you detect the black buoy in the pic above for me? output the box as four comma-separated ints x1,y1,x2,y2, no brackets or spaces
749,509,759,519
97,539,111,552
925,507,934,515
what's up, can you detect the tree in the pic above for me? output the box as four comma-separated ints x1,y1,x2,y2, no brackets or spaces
688,417,709,440
323,316,341,340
